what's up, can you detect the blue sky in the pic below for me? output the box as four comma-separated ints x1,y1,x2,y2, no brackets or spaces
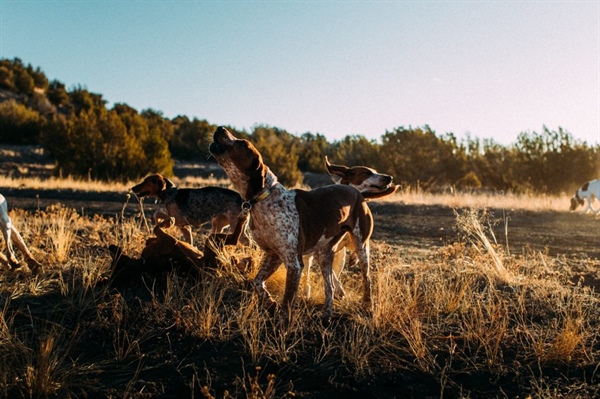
1,1,598,146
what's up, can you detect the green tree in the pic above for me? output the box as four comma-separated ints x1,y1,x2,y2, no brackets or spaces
513,127,599,194
251,125,303,187
170,116,215,159
46,80,69,107
297,132,331,173
0,100,43,144
41,103,173,181
464,136,517,191
0,65,15,90
379,126,466,189
330,135,382,171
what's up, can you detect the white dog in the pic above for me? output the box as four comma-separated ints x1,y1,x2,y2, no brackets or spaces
0,194,41,271
570,179,600,215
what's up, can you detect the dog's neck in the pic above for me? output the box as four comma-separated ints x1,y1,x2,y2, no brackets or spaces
159,185,178,202
247,169,279,204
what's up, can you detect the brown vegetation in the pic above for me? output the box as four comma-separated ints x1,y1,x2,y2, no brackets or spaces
1,175,599,398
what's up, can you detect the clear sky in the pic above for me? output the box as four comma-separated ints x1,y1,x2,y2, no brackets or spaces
1,1,598,146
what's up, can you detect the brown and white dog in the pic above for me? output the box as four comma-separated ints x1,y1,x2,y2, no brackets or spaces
302,157,399,298
209,126,374,320
0,194,41,272
325,156,399,198
570,179,600,215
130,174,247,246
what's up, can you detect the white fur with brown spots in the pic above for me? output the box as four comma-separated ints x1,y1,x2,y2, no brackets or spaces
209,127,374,321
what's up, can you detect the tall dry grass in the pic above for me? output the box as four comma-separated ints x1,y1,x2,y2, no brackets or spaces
0,185,599,397
384,185,573,212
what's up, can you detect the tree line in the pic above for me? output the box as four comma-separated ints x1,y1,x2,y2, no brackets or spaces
1,58,598,194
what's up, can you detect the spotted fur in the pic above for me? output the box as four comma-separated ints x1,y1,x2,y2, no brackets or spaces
209,127,374,320
130,174,247,246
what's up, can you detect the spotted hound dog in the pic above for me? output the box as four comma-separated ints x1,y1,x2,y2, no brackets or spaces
131,174,247,246
209,127,374,320
0,194,41,272
570,179,600,215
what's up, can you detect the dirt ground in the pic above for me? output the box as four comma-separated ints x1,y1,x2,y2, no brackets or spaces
4,187,599,270
4,188,599,255
2,146,600,398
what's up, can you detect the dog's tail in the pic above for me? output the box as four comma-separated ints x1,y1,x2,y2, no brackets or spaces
361,185,400,200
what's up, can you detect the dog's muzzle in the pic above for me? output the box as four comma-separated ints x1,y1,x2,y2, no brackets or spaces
210,126,236,157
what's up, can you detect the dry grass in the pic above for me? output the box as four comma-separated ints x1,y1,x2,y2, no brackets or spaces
383,185,573,213
0,174,232,193
0,173,574,213
1,179,599,397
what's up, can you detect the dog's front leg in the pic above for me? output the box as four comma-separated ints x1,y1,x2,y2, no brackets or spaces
252,253,282,313
181,225,194,246
301,254,313,298
282,258,303,319
1,223,19,268
10,226,41,272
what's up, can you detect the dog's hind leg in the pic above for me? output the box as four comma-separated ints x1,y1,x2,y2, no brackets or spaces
331,250,346,298
352,237,372,312
314,248,336,319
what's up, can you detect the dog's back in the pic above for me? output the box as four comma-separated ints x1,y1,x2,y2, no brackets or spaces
294,185,372,252
164,186,242,229
132,174,245,243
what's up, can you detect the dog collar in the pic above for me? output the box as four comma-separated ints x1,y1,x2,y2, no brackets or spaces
242,180,279,213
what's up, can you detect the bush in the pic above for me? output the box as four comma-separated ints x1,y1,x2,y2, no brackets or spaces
0,100,43,144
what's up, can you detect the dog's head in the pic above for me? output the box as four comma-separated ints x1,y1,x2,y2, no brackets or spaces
570,193,584,211
209,127,268,200
130,174,174,198
325,156,395,194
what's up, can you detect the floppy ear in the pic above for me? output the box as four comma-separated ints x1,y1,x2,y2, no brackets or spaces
361,184,401,200
247,157,266,199
325,156,350,178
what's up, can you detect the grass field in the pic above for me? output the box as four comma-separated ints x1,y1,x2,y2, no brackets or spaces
1,151,600,398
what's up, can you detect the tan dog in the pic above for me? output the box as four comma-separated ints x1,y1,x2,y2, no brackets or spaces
0,194,41,272
108,214,246,285
130,174,247,246
209,126,374,320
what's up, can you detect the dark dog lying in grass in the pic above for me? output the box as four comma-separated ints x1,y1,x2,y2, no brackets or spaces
108,215,248,285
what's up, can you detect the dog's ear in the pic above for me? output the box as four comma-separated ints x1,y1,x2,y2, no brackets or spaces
325,156,350,178
247,157,266,200
361,184,400,200
163,177,175,190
